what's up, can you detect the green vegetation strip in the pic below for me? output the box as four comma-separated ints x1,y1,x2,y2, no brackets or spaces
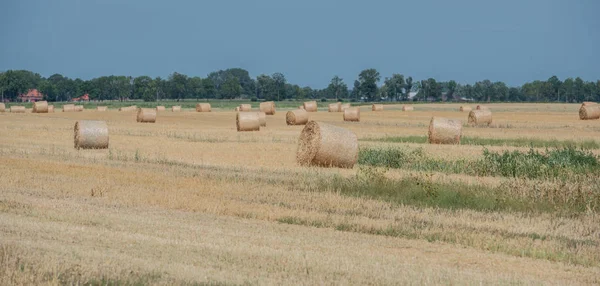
361,135,600,149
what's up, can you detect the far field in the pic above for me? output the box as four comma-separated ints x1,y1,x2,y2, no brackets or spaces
1,102,599,285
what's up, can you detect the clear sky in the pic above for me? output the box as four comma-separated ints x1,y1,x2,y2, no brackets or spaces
1,0,598,88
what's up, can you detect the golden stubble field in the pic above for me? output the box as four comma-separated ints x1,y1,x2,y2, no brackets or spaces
1,103,599,285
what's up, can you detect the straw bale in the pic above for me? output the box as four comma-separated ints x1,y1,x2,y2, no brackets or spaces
343,107,360,122
402,105,414,111
137,108,157,123
298,105,305,110
239,104,252,112
119,106,136,112
476,105,489,110
303,101,318,112
156,106,166,111
459,106,472,112
235,107,241,112
196,103,211,112
97,106,108,111
582,102,597,106
75,105,84,112
259,101,276,115
286,109,309,125
48,105,54,113
0,103,5,112
468,109,493,125
33,101,48,113
579,104,600,120
296,121,358,168
340,103,351,111
372,104,384,111
74,120,109,150
328,103,342,112
63,104,75,112
172,106,181,112
257,112,267,127
428,117,462,144
236,112,260,131
10,106,26,113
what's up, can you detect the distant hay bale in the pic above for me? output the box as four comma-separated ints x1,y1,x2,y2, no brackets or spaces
10,106,26,113
97,106,108,111
428,117,462,144
459,106,472,112
257,112,267,127
74,120,109,150
0,103,5,112
372,104,383,111
172,106,181,112
119,106,136,112
340,103,351,111
286,109,309,125
582,102,596,106
343,107,360,122
196,103,211,112
47,105,54,113
579,104,600,120
236,112,260,131
63,104,75,112
75,105,84,112
328,103,340,112
239,104,252,112
468,109,493,125
156,106,166,111
402,105,414,111
303,101,318,112
259,101,276,115
137,108,157,123
296,121,358,168
298,105,305,110
33,101,48,113
476,105,489,110
234,106,241,112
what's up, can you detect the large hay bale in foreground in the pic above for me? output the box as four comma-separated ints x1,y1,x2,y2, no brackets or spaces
402,105,414,111
33,101,48,113
428,117,462,144
97,106,108,111
236,112,260,131
372,104,383,111
340,103,351,111
579,104,600,120
10,106,26,113
257,112,267,127
343,107,360,122
468,109,493,125
303,101,318,112
196,103,211,112
156,106,166,111
0,103,5,112
172,106,181,112
286,109,309,125
48,105,54,113
259,101,276,115
239,104,252,112
459,106,472,112
296,121,358,168
137,108,157,123
476,105,489,110
74,120,109,150
328,103,340,112
63,104,75,112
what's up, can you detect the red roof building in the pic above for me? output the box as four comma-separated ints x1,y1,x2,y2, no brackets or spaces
72,94,90,102
17,89,44,102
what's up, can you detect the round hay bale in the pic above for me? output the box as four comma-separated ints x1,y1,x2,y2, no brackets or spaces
459,106,472,112
296,121,358,168
234,106,241,112
303,101,318,112
579,104,600,120
10,106,26,113
74,120,109,150
33,101,48,113
286,109,309,125
402,105,414,111
119,106,136,112
476,105,489,110
196,103,211,112
257,112,267,127
0,103,5,112
372,104,383,111
239,104,252,112
236,112,260,131
97,106,108,111
63,104,75,112
47,105,54,113
343,107,360,122
298,105,305,110
428,117,462,144
582,102,597,106
75,105,84,112
259,101,276,115
156,106,166,111
137,108,157,123
328,103,339,112
340,103,351,111
172,106,181,112
468,109,493,125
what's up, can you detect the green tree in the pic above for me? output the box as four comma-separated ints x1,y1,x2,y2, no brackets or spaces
220,76,241,99
326,75,348,101
133,76,155,101
272,73,286,101
358,69,380,101
168,72,188,101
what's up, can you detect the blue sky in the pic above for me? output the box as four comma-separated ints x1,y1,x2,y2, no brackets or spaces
0,0,598,88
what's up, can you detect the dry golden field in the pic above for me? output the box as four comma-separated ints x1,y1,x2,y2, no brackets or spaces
1,103,600,285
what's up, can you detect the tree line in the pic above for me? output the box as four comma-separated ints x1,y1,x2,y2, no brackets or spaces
1,68,599,103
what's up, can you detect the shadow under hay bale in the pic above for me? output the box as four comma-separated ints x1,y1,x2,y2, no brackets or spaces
97,106,108,111
459,106,472,112
402,105,414,111
137,108,157,123
63,104,75,112
172,106,181,112
579,104,600,120
286,109,309,125
236,112,260,131
239,104,252,112
296,121,358,168
343,107,360,122
428,117,462,144
196,103,211,112
259,101,276,115
372,104,383,111
10,106,26,113
156,106,166,111
74,120,109,150
33,101,48,113
468,109,493,125
303,101,318,112
257,112,267,127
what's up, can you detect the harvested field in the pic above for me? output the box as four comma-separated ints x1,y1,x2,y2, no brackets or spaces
0,102,599,285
